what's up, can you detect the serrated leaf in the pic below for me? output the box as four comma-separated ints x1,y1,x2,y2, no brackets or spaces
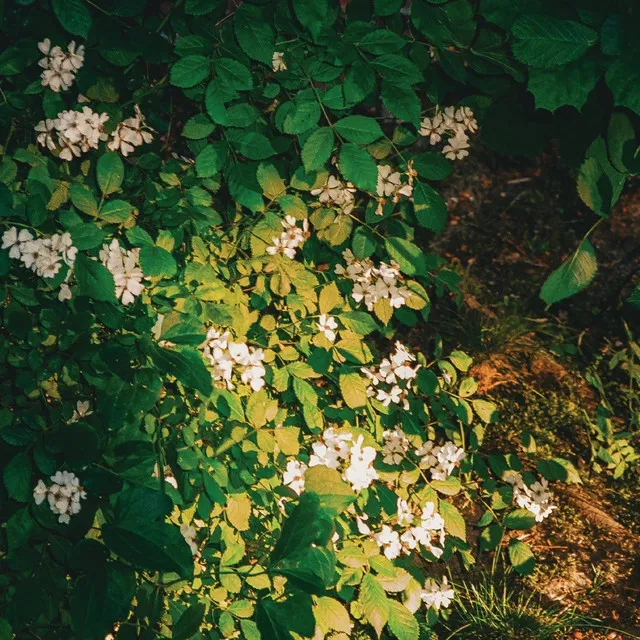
301,127,334,172
511,15,597,69
234,4,274,65
381,82,421,127
339,143,377,192
540,239,597,305
170,55,210,88
74,254,117,302
384,237,426,276
359,574,389,638
387,600,419,640
139,245,177,278
334,116,384,144
439,501,466,540
97,153,124,196
339,371,368,408
4,452,31,502
508,539,535,575
52,0,92,37
319,282,342,314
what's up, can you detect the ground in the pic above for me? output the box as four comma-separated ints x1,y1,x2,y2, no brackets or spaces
428,147,640,639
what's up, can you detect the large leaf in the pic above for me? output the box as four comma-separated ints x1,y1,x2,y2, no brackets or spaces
97,153,124,196
540,239,597,305
381,82,421,127
384,237,426,276
74,254,117,302
511,15,597,68
170,55,210,88
338,143,377,192
301,127,334,171
334,116,384,144
508,539,535,575
255,594,316,640
149,345,213,397
387,600,419,640
339,371,369,408
52,0,92,37
606,53,640,115
359,574,389,638
234,3,274,65
304,467,356,516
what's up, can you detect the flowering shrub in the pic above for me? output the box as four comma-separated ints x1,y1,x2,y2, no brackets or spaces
0,1,622,639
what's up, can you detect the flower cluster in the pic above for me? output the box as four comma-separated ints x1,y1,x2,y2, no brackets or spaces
2,227,77,295
108,105,154,157
335,249,411,312
415,440,466,480
311,175,356,214
504,472,557,522
38,39,84,92
375,165,414,215
99,239,145,305
361,341,420,409
33,471,87,524
283,428,379,494
35,107,109,161
419,106,478,160
381,427,410,464
421,576,455,611
201,329,266,391
373,498,446,560
266,215,309,259
180,523,203,557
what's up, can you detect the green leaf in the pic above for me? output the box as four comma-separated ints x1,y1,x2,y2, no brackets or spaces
282,100,321,135
412,152,452,180
537,458,581,484
359,574,389,638
183,114,215,139
102,488,193,578
139,245,177,278
70,185,99,217
511,15,597,69
472,399,498,423
173,603,206,640
318,282,341,314
371,55,421,85
4,452,31,502
607,112,640,174
0,618,12,640
230,132,276,160
100,199,133,223
413,181,448,232
74,254,117,302
255,593,315,640
234,3,274,65
159,314,206,345
70,563,136,639
150,345,212,397
439,501,466,540
340,311,379,336
374,0,403,16
359,30,407,54
339,371,369,409
170,55,210,88
381,81,421,127
334,116,384,144
293,0,331,40
304,466,356,516
577,137,626,216
215,58,253,91
527,56,600,112
97,153,124,196
301,127,334,172
384,237,426,276
339,143,377,192
606,53,640,115
540,239,597,305
503,508,537,530
52,0,92,37
196,142,228,178
387,600,419,640
508,539,535,575
70,223,106,250
272,546,336,594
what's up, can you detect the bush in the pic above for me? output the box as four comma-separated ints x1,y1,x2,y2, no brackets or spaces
0,1,627,639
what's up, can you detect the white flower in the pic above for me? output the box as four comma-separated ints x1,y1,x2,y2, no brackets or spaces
70,400,93,423
283,459,307,495
99,239,145,305
442,133,470,160
396,498,414,526
34,471,86,524
418,114,445,145
181,524,199,556
2,227,33,259
374,525,402,559
38,39,85,92
376,165,402,198
266,216,309,259
272,51,287,72
311,176,356,213
316,314,338,342
356,513,371,535
108,105,154,156
58,283,72,302
381,428,410,463
511,476,557,522
343,435,378,491
421,576,455,610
